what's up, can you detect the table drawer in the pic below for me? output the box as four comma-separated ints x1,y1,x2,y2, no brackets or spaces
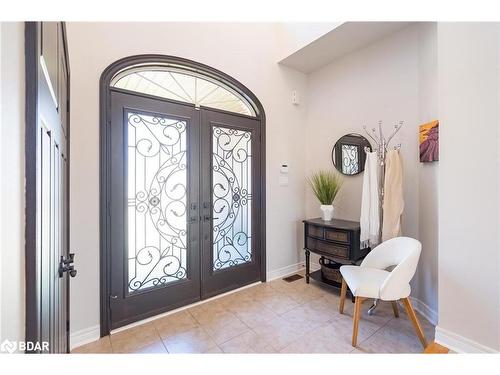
324,228,349,243
306,237,349,259
306,225,324,238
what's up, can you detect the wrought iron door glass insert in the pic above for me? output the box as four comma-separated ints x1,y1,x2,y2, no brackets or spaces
127,111,188,292
342,144,359,174
212,125,252,270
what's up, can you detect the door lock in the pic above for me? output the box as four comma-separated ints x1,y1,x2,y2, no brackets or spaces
58,253,77,278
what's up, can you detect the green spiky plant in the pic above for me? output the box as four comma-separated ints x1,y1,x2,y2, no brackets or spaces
307,170,343,205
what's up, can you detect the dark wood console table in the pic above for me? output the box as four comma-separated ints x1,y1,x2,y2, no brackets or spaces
303,218,370,294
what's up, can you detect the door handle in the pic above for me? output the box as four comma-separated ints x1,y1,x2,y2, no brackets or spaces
203,215,212,222
58,253,77,278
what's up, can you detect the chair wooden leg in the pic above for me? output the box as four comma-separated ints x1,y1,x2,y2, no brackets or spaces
391,301,400,318
339,278,347,314
352,297,364,347
402,297,428,349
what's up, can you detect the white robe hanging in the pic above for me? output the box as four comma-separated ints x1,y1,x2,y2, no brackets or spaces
360,151,380,248
382,149,404,241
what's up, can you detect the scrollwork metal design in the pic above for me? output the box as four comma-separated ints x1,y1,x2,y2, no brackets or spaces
212,126,252,270
341,144,359,175
127,112,188,292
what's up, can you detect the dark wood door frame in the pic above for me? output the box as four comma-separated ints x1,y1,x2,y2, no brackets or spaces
99,55,266,336
25,22,71,352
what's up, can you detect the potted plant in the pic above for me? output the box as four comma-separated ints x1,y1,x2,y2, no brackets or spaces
307,170,343,221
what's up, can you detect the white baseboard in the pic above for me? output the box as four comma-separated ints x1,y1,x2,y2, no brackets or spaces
409,296,438,326
266,262,306,281
70,325,100,350
435,326,498,353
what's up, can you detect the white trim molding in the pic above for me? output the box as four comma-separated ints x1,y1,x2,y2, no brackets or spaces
266,262,306,281
409,297,438,326
70,325,100,350
435,326,498,353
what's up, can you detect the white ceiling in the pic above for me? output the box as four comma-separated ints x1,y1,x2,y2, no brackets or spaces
278,22,413,74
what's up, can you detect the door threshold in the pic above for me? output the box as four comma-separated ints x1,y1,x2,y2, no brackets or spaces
110,281,262,335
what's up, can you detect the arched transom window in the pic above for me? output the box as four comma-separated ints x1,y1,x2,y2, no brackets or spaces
110,64,257,116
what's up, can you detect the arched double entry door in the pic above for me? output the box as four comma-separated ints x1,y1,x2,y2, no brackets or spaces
100,56,266,333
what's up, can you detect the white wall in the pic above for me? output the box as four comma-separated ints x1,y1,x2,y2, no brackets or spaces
66,22,308,337
415,22,439,323
0,20,3,344
0,22,25,345
304,24,438,321
0,19,496,353
436,23,500,352
66,22,500,353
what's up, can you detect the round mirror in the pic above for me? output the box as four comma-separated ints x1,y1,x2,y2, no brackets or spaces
332,133,372,175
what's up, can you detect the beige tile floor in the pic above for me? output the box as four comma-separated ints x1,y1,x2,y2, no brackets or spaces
72,273,435,354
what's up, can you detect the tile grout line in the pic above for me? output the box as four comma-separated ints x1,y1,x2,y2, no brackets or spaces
246,325,268,350
185,301,255,351
108,334,115,354
354,315,396,352
213,311,253,348
185,307,221,351
350,305,436,353
153,324,170,354
222,284,311,352
264,281,340,352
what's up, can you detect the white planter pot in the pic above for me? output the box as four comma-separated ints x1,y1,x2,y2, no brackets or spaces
320,205,334,221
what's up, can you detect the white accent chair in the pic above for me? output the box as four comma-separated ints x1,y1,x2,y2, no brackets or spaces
339,237,427,348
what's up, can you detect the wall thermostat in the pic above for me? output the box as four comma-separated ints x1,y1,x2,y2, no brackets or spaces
279,163,289,186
